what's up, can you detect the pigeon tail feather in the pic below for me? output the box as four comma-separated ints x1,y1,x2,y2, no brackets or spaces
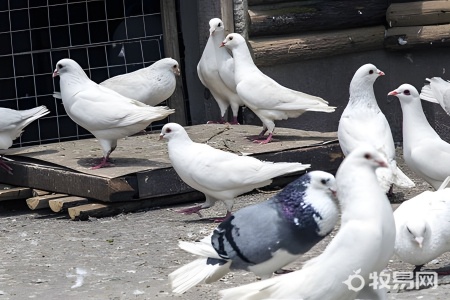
169,258,231,294
392,166,415,188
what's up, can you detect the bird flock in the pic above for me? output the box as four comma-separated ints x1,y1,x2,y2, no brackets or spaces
1,17,450,299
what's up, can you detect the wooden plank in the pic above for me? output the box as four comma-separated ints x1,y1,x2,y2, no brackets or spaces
385,24,450,50
160,0,187,126
48,196,90,213
32,189,50,197
221,0,235,36
0,162,137,202
387,1,450,28
249,0,388,37
250,25,385,66
26,194,69,210
0,185,32,201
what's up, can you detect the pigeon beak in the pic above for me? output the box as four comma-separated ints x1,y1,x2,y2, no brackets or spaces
377,159,389,168
52,68,59,78
159,134,164,140
209,28,215,36
174,68,181,76
378,70,385,76
415,236,424,248
388,90,398,96
220,42,226,48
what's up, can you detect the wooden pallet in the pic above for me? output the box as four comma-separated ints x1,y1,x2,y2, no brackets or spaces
0,125,343,220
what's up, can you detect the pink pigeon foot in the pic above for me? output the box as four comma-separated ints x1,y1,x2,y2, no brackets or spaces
252,133,274,144
177,205,203,217
90,157,114,170
207,117,226,124
213,211,232,223
0,158,13,175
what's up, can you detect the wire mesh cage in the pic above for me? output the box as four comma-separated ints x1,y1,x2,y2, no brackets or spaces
0,0,171,148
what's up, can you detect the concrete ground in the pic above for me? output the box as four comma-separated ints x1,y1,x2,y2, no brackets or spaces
0,148,450,300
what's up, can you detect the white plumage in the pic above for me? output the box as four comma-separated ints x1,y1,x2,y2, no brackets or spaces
53,58,174,169
389,84,450,190
0,106,50,174
159,122,310,219
197,18,244,124
338,63,414,192
394,187,450,271
100,57,180,106
221,33,335,144
420,77,450,115
219,145,396,300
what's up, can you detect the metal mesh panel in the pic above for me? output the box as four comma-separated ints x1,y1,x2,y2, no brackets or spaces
0,0,167,148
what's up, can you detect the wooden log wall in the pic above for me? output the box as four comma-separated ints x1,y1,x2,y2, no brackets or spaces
385,1,450,50
244,0,447,66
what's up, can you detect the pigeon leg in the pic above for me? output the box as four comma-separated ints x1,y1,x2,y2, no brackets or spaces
177,205,204,217
91,157,109,170
247,127,267,141
229,116,240,125
0,158,13,175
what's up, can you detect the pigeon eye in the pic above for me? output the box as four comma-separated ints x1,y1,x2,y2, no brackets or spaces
166,128,172,133
321,179,327,184
173,65,177,68
229,36,233,40
407,227,412,234
404,90,410,95
364,153,372,159
218,23,221,27
57,64,63,69
369,70,374,74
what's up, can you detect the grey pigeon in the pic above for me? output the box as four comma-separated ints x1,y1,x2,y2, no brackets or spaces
159,122,310,220
100,58,180,106
0,106,50,174
220,145,395,300
388,84,450,190
221,33,335,144
169,171,338,294
197,18,244,124
53,58,175,169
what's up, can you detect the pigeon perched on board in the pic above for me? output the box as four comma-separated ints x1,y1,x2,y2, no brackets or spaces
220,33,335,144
53,58,175,169
420,77,450,115
100,58,180,106
394,186,450,273
388,84,450,190
0,106,50,174
197,18,244,124
169,171,338,294
220,145,395,300
338,64,414,193
159,123,310,220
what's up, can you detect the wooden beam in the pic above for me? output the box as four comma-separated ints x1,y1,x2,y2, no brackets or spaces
160,0,187,125
0,184,32,201
26,193,69,210
221,0,235,36
49,196,90,213
250,26,385,67
249,0,388,37
385,24,450,50
387,1,450,28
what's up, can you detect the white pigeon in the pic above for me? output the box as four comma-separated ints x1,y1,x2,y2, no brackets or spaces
0,106,50,174
338,63,414,193
219,145,396,300
420,77,450,115
169,171,338,294
197,18,244,124
388,84,450,190
100,57,180,106
53,58,175,169
221,33,335,144
394,187,450,273
159,122,310,220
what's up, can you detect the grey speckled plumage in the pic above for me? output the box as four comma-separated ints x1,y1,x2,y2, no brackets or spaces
169,171,338,294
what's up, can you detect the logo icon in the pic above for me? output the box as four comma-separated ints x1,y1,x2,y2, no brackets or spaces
342,269,365,292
